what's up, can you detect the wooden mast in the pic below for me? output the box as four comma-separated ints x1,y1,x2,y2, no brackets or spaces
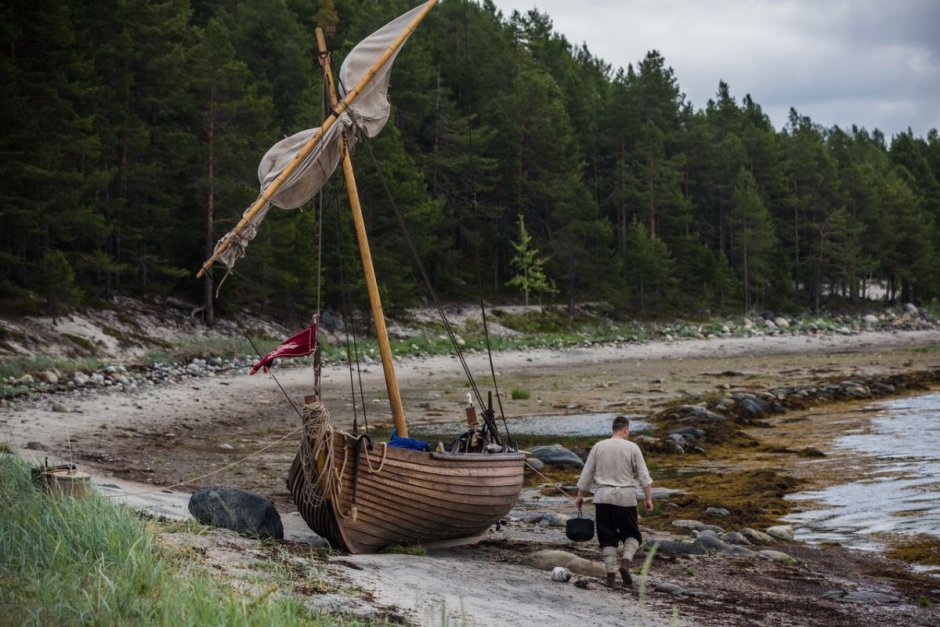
315,29,408,438
197,0,438,279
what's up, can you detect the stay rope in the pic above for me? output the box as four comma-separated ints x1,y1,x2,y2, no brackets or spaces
103,422,305,499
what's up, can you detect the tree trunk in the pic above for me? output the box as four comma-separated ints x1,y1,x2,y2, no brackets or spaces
204,89,216,326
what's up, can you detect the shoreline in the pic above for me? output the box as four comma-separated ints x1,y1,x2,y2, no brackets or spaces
3,328,940,625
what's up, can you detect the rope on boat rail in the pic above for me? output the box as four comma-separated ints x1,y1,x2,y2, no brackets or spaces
524,459,578,500
362,441,389,474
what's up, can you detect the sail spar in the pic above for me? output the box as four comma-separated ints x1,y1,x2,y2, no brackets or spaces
208,1,432,273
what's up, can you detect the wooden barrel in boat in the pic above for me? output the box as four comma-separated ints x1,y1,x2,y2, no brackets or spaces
287,432,525,553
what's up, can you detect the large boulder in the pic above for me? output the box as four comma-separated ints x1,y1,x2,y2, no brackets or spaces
694,534,751,555
740,527,776,545
188,487,284,540
672,519,724,534
646,540,707,556
529,444,584,468
524,549,606,578
766,525,795,542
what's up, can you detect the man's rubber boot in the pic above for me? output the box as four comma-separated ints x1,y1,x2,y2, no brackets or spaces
605,573,618,588
619,560,632,587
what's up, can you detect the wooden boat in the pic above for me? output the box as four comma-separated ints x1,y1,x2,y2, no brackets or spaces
287,431,524,554
198,0,525,553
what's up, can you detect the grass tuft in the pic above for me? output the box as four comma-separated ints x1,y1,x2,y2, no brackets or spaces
0,452,325,626
380,544,428,556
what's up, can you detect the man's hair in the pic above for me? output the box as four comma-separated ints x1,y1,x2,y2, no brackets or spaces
612,415,630,433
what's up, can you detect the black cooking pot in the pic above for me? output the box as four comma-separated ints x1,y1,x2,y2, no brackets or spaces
565,507,595,542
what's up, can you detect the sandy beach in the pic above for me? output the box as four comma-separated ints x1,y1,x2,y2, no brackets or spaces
4,328,940,625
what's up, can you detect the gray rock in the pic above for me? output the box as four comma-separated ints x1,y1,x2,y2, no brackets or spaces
705,506,731,517
525,457,545,471
671,426,705,439
694,534,733,553
740,528,776,545
820,589,901,604
735,396,771,418
672,519,724,534
651,487,685,499
524,550,606,578
634,435,666,452
538,513,570,527
71,371,88,385
696,529,718,538
529,444,584,468
667,433,688,447
722,531,751,545
90,373,105,385
647,540,707,556
654,582,693,596
188,487,283,539
773,317,790,329
38,370,59,385
51,402,68,413
863,314,879,324
766,525,795,542
757,550,797,565
903,303,918,314
25,441,46,451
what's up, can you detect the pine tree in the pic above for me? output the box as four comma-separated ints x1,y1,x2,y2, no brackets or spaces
507,214,557,306
730,169,777,310
623,218,675,312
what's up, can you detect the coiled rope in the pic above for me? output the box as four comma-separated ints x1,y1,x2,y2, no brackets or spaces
297,401,348,510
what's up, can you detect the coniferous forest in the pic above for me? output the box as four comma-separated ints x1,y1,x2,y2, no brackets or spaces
3,0,939,323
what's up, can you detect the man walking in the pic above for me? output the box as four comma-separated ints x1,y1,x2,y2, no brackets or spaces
575,415,653,589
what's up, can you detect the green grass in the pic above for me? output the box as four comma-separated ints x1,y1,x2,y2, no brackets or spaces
379,544,428,556
169,336,276,362
510,389,530,400
0,452,329,626
0,354,103,379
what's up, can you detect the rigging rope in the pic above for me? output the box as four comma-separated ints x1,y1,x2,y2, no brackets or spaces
329,176,370,434
358,134,486,411
234,314,304,421
105,422,305,499
329,55,487,413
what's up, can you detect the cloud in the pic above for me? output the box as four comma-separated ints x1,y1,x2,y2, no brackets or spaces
489,0,940,136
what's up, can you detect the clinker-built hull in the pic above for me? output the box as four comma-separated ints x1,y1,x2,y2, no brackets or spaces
287,432,525,553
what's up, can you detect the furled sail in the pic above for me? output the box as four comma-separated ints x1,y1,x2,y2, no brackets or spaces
209,1,431,273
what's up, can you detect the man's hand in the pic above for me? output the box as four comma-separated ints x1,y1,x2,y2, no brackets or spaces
575,493,584,510
644,497,654,514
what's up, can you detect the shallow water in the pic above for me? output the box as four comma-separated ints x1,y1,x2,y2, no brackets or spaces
784,392,940,555
411,411,650,438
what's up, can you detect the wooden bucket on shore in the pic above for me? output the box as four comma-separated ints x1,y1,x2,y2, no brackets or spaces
45,469,92,498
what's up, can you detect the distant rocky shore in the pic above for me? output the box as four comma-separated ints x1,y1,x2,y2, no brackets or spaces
3,303,938,404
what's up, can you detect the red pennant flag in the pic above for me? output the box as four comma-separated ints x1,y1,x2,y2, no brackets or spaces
250,324,318,375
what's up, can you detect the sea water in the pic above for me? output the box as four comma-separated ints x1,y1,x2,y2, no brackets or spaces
784,392,940,554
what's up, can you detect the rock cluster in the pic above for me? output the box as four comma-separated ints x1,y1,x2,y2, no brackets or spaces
645,521,798,562
645,370,940,455
1,356,258,405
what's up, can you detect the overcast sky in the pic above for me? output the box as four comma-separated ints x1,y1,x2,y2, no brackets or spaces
488,0,940,137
